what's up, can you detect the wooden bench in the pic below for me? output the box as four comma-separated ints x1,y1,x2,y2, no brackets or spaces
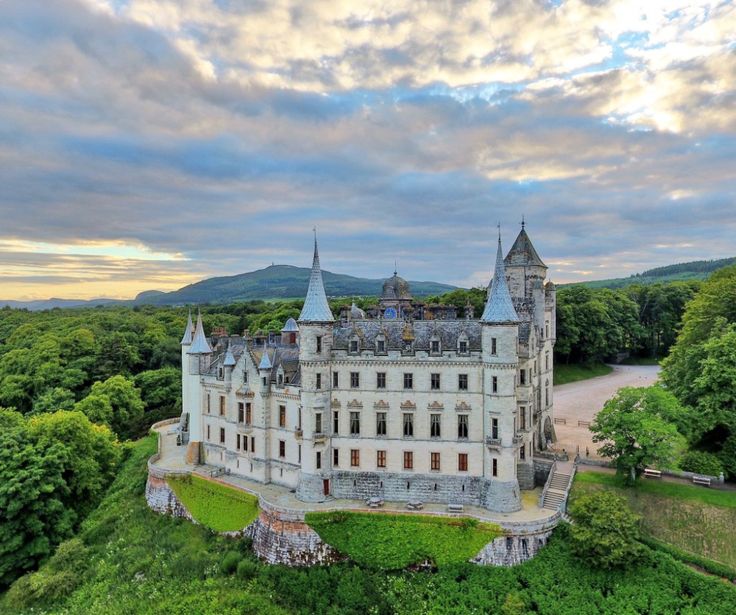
577,420,591,428
210,467,226,478
643,468,662,479
692,475,712,487
366,497,384,508
447,504,464,513
406,501,424,511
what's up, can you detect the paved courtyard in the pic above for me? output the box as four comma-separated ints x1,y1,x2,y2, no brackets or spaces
552,364,661,459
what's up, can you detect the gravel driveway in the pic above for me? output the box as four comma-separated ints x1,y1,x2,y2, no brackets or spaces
552,364,661,459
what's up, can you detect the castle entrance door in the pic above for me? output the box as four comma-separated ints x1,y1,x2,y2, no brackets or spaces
323,479,330,496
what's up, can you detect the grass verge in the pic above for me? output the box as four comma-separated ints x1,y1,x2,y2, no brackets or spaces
572,470,736,569
168,474,259,532
305,511,502,569
554,363,613,386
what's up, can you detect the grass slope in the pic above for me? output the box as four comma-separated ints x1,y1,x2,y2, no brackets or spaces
572,471,736,569
168,475,259,532
305,511,502,569
554,362,613,385
4,436,736,614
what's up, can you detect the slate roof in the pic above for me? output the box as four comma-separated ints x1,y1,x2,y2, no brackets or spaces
504,227,546,268
298,235,334,322
281,318,299,332
180,310,194,345
188,311,213,354
333,319,482,351
481,235,520,324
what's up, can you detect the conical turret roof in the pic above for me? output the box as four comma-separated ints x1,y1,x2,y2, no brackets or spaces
298,232,334,322
188,311,213,354
504,225,546,268
223,340,236,367
180,309,194,345
258,342,273,370
482,232,520,324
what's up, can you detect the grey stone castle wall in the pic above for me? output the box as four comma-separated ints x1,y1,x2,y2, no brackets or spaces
330,471,521,512
533,459,554,486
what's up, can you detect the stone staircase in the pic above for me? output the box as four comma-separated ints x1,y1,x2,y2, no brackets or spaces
541,462,575,511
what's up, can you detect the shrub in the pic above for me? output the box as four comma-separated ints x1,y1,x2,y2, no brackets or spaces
569,492,644,569
719,435,736,479
680,450,724,477
220,550,241,575
236,559,259,580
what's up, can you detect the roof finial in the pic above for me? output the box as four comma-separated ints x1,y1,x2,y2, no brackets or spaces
521,214,525,230
394,259,398,276
497,222,501,243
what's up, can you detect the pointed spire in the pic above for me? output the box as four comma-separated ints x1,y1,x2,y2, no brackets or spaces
223,339,236,367
505,222,546,268
258,341,272,370
180,309,194,345
481,229,519,324
298,230,334,322
188,309,213,354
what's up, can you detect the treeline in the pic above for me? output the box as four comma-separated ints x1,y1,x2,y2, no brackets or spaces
639,256,736,278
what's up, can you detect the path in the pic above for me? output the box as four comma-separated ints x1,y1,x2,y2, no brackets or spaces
553,364,660,459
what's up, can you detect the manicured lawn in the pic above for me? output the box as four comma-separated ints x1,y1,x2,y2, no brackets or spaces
554,363,613,385
167,475,259,532
572,471,736,568
305,511,502,569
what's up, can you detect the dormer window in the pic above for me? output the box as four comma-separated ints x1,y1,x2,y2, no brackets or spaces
431,340,440,353
218,367,224,379
457,332,469,355
350,337,359,354
376,336,386,354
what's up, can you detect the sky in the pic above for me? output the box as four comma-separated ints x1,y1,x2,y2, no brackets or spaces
0,0,734,300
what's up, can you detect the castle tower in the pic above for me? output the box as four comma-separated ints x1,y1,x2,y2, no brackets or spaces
296,232,334,502
184,310,212,464
504,221,548,314
480,230,522,512
179,310,195,443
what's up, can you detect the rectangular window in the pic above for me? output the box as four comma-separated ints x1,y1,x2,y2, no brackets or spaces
431,452,440,472
238,402,244,423
350,449,360,467
350,340,358,353
430,413,441,438
376,372,386,389
245,403,252,425
207,425,211,440
279,405,286,428
377,339,385,353
316,336,322,353
403,451,414,470
403,373,413,389
376,412,387,436
316,451,322,469
219,396,225,416
333,411,339,434
333,371,339,387
492,376,498,393
520,444,526,460
546,352,549,370
219,427,225,444
458,453,468,472
207,393,211,414
244,435,248,452
298,444,302,463
458,415,469,439
459,340,468,353
316,373,322,390
458,373,468,390
333,448,339,467
376,450,386,468
403,413,414,437
350,412,360,436
279,440,285,458
350,372,360,388
250,436,255,453
237,434,241,450
520,407,526,430
315,412,322,434
431,340,440,353
431,373,440,390
491,337,497,355
519,369,526,385
492,417,499,439
492,458,498,477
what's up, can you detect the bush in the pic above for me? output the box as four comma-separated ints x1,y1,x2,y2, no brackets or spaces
680,450,724,477
569,492,644,569
236,559,259,580
220,550,241,575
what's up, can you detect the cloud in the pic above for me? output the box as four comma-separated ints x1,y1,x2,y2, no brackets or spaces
0,0,734,299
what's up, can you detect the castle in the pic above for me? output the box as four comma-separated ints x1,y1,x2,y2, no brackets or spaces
179,224,555,513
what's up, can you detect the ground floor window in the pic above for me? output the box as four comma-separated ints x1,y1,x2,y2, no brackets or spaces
430,452,440,471
351,449,360,467
458,453,468,471
403,451,413,470
376,450,386,468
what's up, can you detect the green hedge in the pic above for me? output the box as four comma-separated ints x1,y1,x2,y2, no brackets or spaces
640,535,736,581
305,511,502,569
554,363,613,385
168,475,259,532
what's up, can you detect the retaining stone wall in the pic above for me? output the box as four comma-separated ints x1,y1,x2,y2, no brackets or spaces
145,473,193,521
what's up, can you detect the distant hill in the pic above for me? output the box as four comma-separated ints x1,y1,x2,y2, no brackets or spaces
0,297,123,311
134,265,457,306
563,256,736,290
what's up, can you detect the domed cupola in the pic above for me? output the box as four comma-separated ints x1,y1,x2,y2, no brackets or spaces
382,271,412,301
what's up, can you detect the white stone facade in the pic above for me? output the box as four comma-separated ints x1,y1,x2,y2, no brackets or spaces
179,227,555,513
